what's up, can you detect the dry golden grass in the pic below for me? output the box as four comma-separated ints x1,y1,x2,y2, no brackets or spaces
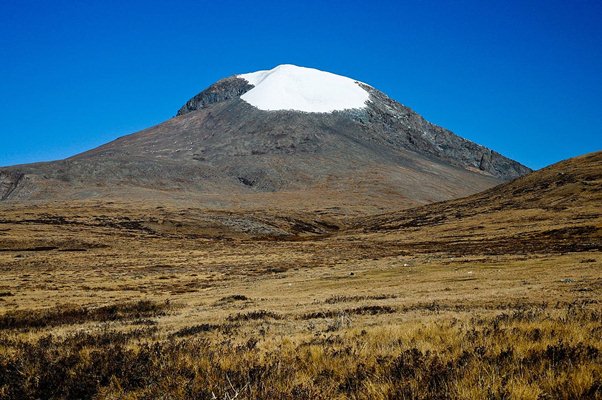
0,200,600,399
0,152,600,399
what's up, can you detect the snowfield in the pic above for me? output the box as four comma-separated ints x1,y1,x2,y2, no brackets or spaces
238,64,370,113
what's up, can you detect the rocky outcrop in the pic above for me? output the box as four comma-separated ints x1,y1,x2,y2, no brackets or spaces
350,84,531,180
176,77,253,116
0,170,24,200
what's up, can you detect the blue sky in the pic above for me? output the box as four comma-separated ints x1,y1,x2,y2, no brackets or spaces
1,0,601,169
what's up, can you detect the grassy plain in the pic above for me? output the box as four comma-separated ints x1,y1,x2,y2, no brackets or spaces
0,152,601,399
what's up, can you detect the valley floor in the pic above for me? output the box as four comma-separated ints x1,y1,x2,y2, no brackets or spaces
0,202,600,399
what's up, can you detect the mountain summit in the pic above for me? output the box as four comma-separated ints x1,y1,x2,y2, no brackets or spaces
238,64,370,112
0,64,530,212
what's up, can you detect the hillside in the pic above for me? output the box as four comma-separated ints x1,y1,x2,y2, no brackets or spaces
353,150,602,254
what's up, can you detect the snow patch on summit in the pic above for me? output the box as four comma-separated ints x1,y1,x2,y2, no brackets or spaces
238,64,370,113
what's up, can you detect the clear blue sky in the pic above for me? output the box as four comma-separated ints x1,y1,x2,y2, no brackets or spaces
1,0,601,169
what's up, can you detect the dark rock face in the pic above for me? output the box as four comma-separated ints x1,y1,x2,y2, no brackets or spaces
0,171,24,200
176,77,253,116
349,84,530,180
0,71,532,211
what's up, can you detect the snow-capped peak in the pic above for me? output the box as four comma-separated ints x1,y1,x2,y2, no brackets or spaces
237,64,370,113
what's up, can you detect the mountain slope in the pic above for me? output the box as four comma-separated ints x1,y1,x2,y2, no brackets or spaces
0,65,530,212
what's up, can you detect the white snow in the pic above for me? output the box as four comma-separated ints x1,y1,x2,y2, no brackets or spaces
237,64,370,113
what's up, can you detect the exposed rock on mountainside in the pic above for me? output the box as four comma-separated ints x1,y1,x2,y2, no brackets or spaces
0,171,24,201
0,65,530,211
176,77,254,116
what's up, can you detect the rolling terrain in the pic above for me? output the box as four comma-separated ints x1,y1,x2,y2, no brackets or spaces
0,151,599,399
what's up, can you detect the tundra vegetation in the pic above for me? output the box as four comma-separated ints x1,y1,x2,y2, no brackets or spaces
0,153,600,399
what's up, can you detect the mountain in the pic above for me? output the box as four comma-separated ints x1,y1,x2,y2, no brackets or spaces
0,65,530,212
